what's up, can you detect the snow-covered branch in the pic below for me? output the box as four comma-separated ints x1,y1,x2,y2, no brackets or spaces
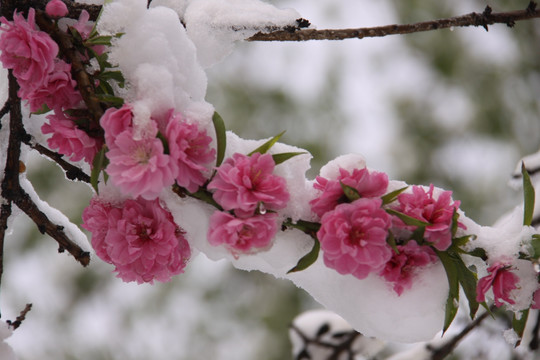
248,2,540,42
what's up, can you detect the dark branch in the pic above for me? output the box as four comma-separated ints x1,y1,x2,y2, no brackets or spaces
248,2,540,42
2,1,101,20
22,137,91,183
11,186,91,266
428,308,493,360
1,72,90,267
6,303,32,329
290,324,362,359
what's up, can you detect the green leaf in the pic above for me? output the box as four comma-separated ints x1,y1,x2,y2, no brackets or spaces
188,188,223,210
288,239,320,273
512,309,529,347
466,247,487,260
530,235,540,259
284,219,321,233
454,255,479,319
451,208,460,237
98,71,125,86
91,146,108,193
452,235,476,250
95,94,124,106
84,35,113,46
31,103,51,115
212,112,226,167
436,250,460,333
386,208,429,227
340,181,360,202
97,79,115,96
387,231,400,255
522,162,535,226
248,131,285,156
381,186,408,205
272,152,307,165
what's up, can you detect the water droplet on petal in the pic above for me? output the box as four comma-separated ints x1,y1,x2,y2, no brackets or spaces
258,203,267,214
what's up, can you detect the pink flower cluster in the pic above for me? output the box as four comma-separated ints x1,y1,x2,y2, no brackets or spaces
392,184,464,251
100,104,215,200
311,167,461,295
0,8,109,164
207,153,289,254
476,262,519,307
82,196,191,284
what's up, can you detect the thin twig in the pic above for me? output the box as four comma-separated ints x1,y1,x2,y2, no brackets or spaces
290,323,361,359
0,101,10,124
248,2,540,42
428,308,494,360
6,303,32,330
22,137,91,183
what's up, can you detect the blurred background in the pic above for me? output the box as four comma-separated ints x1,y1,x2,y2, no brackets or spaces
2,0,540,359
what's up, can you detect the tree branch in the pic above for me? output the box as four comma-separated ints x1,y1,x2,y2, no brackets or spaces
1,72,90,267
248,2,540,42
22,137,91,183
6,303,32,329
427,308,494,360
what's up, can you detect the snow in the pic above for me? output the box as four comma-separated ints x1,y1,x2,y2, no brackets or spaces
184,0,301,67
98,0,212,119
18,176,91,253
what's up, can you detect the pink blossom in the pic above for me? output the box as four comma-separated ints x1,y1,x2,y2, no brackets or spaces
46,0,69,18
82,197,191,284
476,262,519,307
105,124,176,200
532,288,540,309
165,111,216,193
310,167,388,218
208,153,289,217
100,104,134,145
393,184,464,251
41,110,102,163
72,10,93,39
318,198,392,279
208,211,278,254
379,241,437,295
0,9,58,89
19,60,81,112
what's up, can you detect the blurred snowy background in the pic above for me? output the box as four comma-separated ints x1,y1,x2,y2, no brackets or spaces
2,0,540,359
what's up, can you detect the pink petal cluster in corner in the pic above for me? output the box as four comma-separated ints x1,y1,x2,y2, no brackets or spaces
165,111,216,193
208,152,289,217
46,0,69,18
476,262,519,307
19,60,81,112
0,9,58,89
318,198,392,279
310,167,388,218
379,241,437,295
208,211,278,254
393,184,464,251
41,110,102,163
82,197,191,284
